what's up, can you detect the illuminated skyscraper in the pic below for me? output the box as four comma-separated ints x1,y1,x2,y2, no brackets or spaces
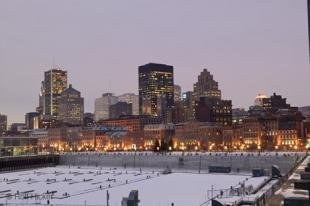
58,84,84,125
138,63,174,118
44,69,68,117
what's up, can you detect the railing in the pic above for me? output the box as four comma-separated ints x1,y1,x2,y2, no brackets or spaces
198,153,309,206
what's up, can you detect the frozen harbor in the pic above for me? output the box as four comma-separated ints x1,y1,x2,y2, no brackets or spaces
0,166,267,206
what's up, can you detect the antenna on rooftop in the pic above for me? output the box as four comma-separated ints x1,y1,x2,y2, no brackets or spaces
108,80,111,93
52,56,56,69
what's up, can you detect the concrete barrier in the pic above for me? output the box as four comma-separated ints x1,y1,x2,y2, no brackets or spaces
59,152,304,173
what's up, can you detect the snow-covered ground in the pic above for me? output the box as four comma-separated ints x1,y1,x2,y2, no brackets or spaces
0,166,267,206
277,156,310,200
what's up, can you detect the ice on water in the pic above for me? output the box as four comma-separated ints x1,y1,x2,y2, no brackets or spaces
0,166,266,206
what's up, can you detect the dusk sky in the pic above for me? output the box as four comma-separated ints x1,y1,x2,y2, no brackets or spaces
0,0,309,124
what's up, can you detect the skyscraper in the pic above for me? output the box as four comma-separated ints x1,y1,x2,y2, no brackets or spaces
193,69,221,100
58,84,84,125
138,63,174,118
193,69,232,126
182,91,194,121
118,93,139,115
174,85,181,102
94,93,118,121
44,69,68,117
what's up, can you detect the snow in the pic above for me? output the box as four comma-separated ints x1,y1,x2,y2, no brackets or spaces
0,166,267,206
281,188,309,199
278,156,310,200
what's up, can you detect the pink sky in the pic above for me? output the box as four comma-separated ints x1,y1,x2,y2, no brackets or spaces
0,0,309,124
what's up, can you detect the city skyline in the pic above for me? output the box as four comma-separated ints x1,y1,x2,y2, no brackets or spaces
0,0,309,124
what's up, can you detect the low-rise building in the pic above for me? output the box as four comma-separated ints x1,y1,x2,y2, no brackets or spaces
30,129,48,152
303,120,310,149
0,136,38,157
144,124,175,150
174,121,223,150
242,114,278,150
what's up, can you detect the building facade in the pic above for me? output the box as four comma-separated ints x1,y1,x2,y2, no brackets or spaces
174,85,181,102
0,114,7,136
10,123,27,134
83,113,95,127
138,63,174,118
192,69,231,126
109,102,133,119
44,69,68,117
304,120,310,149
36,81,45,115
25,112,40,130
181,91,194,121
118,93,139,115
174,121,223,151
173,101,187,123
193,69,221,100
144,124,175,150
232,108,249,125
276,109,304,150
243,114,279,150
58,84,84,126
94,93,118,121
46,126,82,152
99,115,163,150
39,115,59,129
0,136,38,157
99,115,163,132
195,97,232,126
262,93,292,113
